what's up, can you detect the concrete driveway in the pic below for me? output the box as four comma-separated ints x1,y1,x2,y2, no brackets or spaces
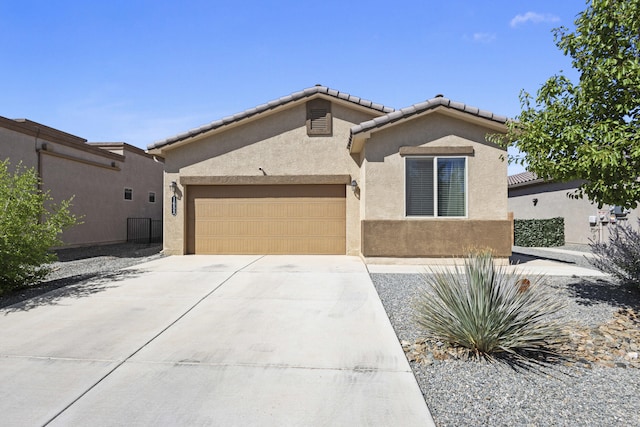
0,255,434,426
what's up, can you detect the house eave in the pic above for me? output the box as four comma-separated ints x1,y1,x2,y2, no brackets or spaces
147,86,395,155
348,102,508,154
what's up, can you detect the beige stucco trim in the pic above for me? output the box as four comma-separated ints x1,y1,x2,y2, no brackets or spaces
0,117,125,162
399,146,474,156
180,175,352,186
38,149,121,171
0,116,86,145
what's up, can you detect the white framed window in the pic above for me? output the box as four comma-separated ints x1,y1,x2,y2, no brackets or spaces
124,188,133,200
405,157,467,217
148,192,156,203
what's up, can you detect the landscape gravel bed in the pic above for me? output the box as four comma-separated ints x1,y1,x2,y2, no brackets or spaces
372,272,640,427
0,243,163,308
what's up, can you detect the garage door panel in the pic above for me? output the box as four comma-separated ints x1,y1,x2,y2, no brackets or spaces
194,237,345,255
187,185,346,254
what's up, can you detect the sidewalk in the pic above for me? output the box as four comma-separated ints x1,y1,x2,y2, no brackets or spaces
366,246,607,277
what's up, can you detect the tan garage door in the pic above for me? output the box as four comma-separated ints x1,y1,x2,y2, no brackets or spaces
187,185,346,254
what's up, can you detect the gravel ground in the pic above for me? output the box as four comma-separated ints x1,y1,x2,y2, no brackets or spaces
0,243,163,308
372,272,640,427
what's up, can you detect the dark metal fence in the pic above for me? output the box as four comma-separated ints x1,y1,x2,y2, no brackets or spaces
127,218,163,244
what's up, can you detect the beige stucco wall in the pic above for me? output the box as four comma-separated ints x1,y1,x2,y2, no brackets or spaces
161,101,378,255
41,146,163,247
0,127,39,171
1,123,163,247
361,112,508,221
509,181,640,244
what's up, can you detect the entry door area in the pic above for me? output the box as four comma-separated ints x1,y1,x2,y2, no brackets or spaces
187,185,346,254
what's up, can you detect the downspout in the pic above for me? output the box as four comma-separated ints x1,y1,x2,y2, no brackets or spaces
34,126,42,190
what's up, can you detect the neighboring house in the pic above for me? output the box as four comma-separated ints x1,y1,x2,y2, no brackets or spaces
508,171,639,244
148,85,512,257
0,116,164,247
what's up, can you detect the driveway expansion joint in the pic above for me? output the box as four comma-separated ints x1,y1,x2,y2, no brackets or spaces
42,255,266,426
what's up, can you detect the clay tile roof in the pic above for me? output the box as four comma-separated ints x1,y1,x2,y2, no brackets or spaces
148,85,395,151
347,96,508,150
507,171,540,187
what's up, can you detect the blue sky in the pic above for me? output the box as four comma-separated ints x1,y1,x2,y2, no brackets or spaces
1,0,587,174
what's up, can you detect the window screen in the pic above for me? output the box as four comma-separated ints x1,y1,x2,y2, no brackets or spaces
437,158,466,216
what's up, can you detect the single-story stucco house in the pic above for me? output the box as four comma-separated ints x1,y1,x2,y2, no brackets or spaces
148,85,512,258
508,171,640,244
0,116,164,247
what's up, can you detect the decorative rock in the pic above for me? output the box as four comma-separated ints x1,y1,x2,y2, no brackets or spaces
403,307,640,369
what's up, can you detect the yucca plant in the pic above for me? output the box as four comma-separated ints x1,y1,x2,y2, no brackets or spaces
414,251,568,361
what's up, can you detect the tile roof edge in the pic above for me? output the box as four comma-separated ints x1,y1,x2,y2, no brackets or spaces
347,96,509,150
148,85,395,151
350,96,508,137
507,171,541,187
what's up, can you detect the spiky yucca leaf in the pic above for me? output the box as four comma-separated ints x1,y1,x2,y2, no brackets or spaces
414,251,568,358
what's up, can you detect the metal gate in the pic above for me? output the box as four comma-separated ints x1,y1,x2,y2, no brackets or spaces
127,218,163,244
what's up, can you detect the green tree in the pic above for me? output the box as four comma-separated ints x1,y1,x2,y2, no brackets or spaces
501,0,640,208
0,160,79,293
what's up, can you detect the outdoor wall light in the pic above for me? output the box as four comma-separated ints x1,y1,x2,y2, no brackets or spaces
170,181,178,193
350,179,358,192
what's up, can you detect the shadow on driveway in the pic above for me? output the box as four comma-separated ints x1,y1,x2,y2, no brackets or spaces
0,269,143,313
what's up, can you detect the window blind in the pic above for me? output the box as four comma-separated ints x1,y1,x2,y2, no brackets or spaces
406,158,434,215
406,157,466,217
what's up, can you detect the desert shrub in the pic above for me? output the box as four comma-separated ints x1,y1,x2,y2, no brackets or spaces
0,160,78,294
414,251,568,360
589,220,640,287
514,217,565,247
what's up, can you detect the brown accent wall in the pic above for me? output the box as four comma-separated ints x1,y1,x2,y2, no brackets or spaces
362,219,512,257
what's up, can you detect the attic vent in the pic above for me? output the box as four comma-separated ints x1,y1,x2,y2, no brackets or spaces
310,109,328,129
306,99,332,136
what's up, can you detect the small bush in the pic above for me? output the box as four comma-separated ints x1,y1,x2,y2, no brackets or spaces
414,251,568,360
589,220,640,287
514,217,564,247
0,160,79,294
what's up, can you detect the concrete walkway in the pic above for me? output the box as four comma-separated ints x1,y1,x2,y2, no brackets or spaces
367,248,608,277
0,255,434,426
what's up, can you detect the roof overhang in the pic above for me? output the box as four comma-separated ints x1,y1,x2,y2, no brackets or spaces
348,99,509,154
147,86,394,156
